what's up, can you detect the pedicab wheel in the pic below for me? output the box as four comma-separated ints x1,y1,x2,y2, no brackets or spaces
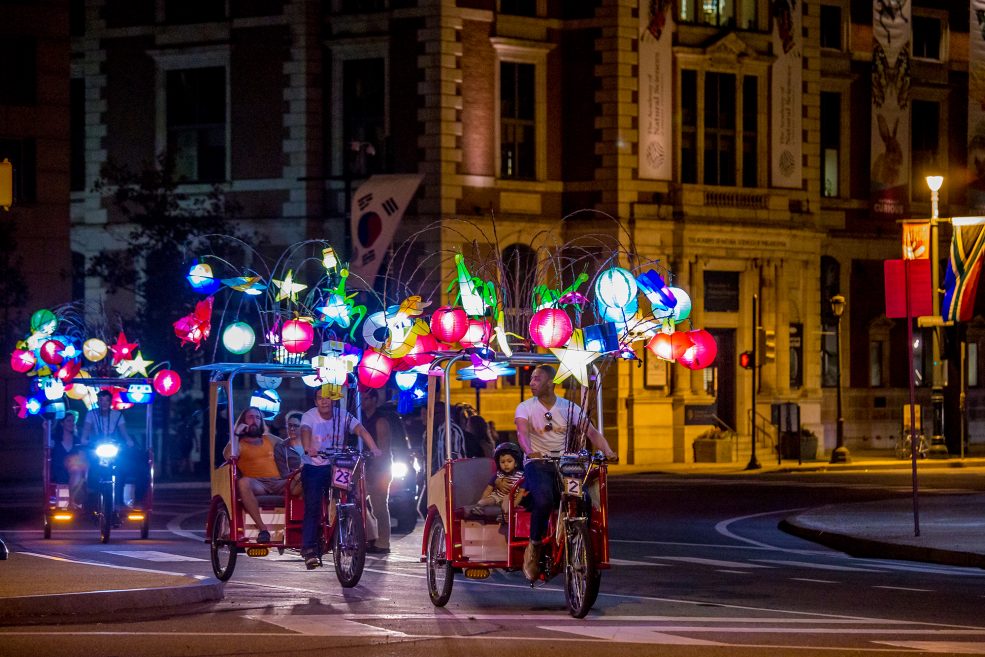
332,505,366,588
210,504,237,581
99,492,112,544
140,512,150,539
563,519,600,619
426,517,453,606
43,514,51,539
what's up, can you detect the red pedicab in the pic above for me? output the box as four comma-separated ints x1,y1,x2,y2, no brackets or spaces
421,352,610,618
200,362,371,586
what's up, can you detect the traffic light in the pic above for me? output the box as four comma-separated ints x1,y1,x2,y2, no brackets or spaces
756,327,777,365
739,350,754,370
0,159,12,211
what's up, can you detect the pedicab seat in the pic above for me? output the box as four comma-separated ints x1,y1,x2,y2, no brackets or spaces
447,457,500,522
256,494,284,508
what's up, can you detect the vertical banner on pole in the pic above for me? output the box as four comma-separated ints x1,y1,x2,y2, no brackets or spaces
870,0,912,221
770,0,802,188
638,0,673,180
969,1,985,211
349,174,424,286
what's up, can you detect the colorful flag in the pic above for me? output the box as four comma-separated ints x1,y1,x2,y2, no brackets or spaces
943,219,985,322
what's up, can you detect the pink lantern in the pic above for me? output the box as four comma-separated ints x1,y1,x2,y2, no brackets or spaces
459,319,491,348
10,349,35,373
40,339,65,365
55,359,82,382
357,350,394,388
677,329,717,370
430,306,469,344
529,308,573,348
281,320,315,354
111,390,134,411
400,332,438,368
153,369,182,396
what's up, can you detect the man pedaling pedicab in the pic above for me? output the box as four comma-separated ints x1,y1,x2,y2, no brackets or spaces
514,364,617,582
299,387,383,570
82,389,150,508
222,406,286,544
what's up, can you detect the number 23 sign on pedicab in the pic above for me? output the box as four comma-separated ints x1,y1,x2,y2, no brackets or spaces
173,225,714,613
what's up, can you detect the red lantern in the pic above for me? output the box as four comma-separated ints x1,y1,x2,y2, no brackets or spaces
111,390,134,411
10,349,35,373
281,319,314,354
400,332,438,369
459,319,491,348
40,339,65,365
677,329,717,370
55,359,82,382
645,333,674,361
357,350,394,388
529,308,573,348
430,306,469,344
153,369,182,396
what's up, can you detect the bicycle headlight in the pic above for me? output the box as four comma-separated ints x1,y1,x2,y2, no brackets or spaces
391,461,409,479
94,443,120,459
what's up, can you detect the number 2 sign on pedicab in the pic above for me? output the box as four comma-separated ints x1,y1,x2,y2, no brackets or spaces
9,304,182,542
174,218,714,611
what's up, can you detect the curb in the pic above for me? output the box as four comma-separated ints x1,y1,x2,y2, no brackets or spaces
778,518,985,570
0,578,225,626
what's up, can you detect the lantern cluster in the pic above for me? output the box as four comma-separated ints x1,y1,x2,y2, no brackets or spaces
9,308,181,420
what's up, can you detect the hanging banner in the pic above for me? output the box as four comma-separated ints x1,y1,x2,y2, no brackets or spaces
969,1,985,211
638,0,673,180
943,218,985,322
902,220,930,259
770,0,802,188
870,0,911,221
349,174,424,286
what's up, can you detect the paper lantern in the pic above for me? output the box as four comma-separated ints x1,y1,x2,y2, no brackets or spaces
251,388,281,419
10,349,35,373
357,350,393,388
186,261,221,294
255,374,282,390
83,338,108,362
430,306,469,344
668,287,692,323
645,332,693,362
152,369,182,396
281,319,314,354
55,359,82,382
529,308,573,348
42,378,65,400
677,329,717,370
596,296,639,323
595,267,638,309
459,319,491,348
222,321,256,355
30,309,58,335
400,332,438,368
395,370,418,391
40,339,65,365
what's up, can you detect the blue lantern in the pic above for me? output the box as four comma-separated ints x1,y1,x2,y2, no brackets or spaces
186,261,221,295
595,267,638,309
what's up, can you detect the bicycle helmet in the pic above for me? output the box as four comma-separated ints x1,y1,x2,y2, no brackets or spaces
493,441,525,471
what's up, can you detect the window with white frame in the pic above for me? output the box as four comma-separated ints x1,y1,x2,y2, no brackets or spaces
492,39,552,182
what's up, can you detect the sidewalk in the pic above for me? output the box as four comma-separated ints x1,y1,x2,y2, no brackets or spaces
2,452,984,624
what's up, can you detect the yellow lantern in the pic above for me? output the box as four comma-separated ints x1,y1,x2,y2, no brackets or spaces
83,338,108,362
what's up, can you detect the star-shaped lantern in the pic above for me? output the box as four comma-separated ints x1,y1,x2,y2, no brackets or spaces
272,269,308,303
550,329,601,387
109,331,139,365
117,351,153,378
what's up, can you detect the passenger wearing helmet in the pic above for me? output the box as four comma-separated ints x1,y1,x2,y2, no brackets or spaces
471,442,527,519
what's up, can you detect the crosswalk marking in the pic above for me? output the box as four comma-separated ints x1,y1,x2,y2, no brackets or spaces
250,614,410,637
540,625,725,645
103,550,206,562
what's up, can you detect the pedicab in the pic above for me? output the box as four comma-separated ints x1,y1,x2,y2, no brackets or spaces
199,362,371,587
41,376,156,542
421,351,611,619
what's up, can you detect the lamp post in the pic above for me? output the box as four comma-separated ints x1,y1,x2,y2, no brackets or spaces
926,175,949,458
829,294,850,463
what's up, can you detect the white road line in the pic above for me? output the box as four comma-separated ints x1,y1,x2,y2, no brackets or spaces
873,642,985,654
248,614,409,637
750,558,884,572
17,551,204,578
714,507,809,550
789,578,839,584
166,509,206,541
103,550,206,562
872,585,933,592
608,558,670,566
540,625,725,645
649,556,772,569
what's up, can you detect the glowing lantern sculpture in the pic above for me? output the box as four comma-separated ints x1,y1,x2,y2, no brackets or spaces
186,261,221,295
357,349,394,388
39,339,65,365
30,309,58,335
430,306,469,344
645,331,693,362
400,332,438,368
281,319,314,354
108,331,138,364
152,369,182,396
677,329,717,370
83,338,108,362
667,287,692,323
10,349,35,373
459,319,491,348
596,267,638,309
55,359,82,382
529,308,573,349
222,321,256,355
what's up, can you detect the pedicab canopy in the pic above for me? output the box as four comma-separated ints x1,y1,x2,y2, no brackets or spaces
9,306,181,420
172,238,714,412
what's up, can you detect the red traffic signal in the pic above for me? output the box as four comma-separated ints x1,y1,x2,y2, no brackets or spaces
739,350,754,370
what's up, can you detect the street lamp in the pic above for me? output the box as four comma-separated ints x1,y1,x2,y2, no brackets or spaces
926,175,949,458
829,294,850,463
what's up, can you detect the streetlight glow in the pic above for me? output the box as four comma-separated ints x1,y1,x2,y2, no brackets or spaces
925,175,944,193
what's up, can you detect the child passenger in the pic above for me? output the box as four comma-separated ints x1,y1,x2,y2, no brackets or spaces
472,442,527,519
